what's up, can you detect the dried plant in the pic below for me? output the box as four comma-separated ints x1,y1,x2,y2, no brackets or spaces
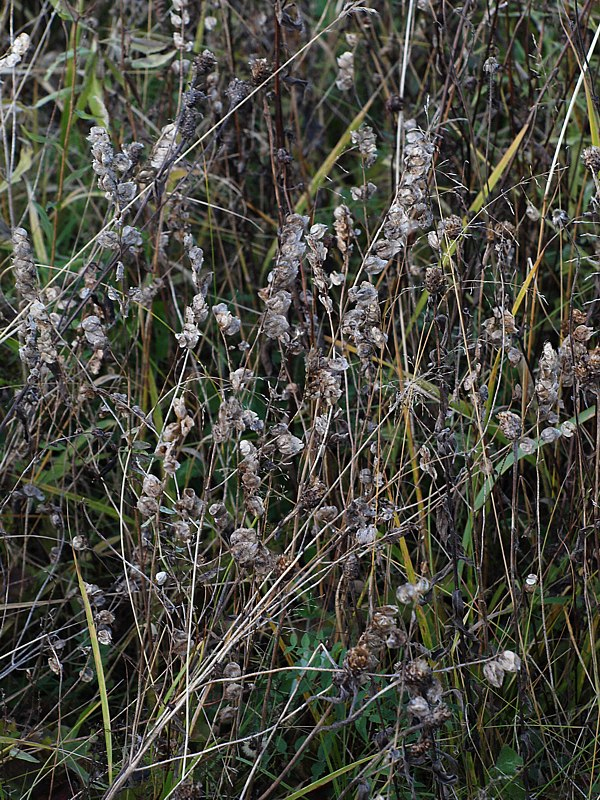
1,3,599,799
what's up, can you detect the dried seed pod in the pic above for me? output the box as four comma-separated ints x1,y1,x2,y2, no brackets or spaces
424,266,446,296
582,145,600,173
335,51,354,91
497,410,522,440
496,650,521,673
407,696,430,719
437,215,462,240
137,495,159,517
343,553,360,580
229,528,260,568
524,573,538,592
407,736,432,759
155,571,168,586
351,124,378,167
249,56,271,85
143,474,164,498
229,528,273,576
404,658,432,688
483,659,505,688
223,662,242,679
345,645,372,674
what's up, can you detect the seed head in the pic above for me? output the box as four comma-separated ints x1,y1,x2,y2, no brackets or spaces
497,410,522,441
582,146,600,174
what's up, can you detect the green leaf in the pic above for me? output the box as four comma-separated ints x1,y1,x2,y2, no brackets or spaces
130,51,176,70
8,747,40,764
0,145,33,194
86,72,110,128
495,745,522,777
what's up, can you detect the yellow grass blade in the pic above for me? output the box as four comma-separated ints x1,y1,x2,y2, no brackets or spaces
469,121,529,215
73,553,113,785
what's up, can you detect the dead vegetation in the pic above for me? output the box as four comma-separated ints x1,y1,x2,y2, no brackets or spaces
1,1,600,799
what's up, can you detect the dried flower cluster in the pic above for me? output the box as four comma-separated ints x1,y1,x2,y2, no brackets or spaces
229,527,273,576
404,658,451,761
559,319,599,387
335,51,354,91
351,124,378,167
154,397,194,473
342,282,386,380
88,127,142,214
343,606,405,679
176,235,210,348
535,342,560,422
171,0,193,51
483,650,521,688
212,397,263,444
391,119,435,241
3,7,599,798
137,473,164,518
0,32,30,73
13,228,59,379
238,440,265,518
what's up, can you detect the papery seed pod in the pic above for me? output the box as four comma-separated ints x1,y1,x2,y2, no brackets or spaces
314,505,338,526
97,627,113,646
335,51,354,91
483,56,500,74
71,535,88,551
143,474,164,498
95,610,115,625
79,666,94,683
351,124,377,167
404,658,432,687
582,145,600,173
212,303,241,336
407,736,432,759
430,702,452,725
137,494,159,517
497,410,522,440
229,528,259,568
48,656,62,675
424,266,446,296
223,662,242,679
0,32,30,72
524,573,538,592
437,215,462,240
333,204,354,255
371,606,398,630
176,488,205,519
519,438,536,455
345,645,372,674
155,571,168,586
224,682,243,702
483,659,505,688
396,582,418,604
551,208,569,228
343,553,360,580
496,650,521,673
355,524,376,546
407,696,430,719
351,182,378,201
209,502,233,532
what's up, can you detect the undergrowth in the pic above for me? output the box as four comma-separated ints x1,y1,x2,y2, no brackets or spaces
1,1,600,799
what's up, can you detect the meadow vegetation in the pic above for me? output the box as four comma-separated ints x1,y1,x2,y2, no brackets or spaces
1,1,600,798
